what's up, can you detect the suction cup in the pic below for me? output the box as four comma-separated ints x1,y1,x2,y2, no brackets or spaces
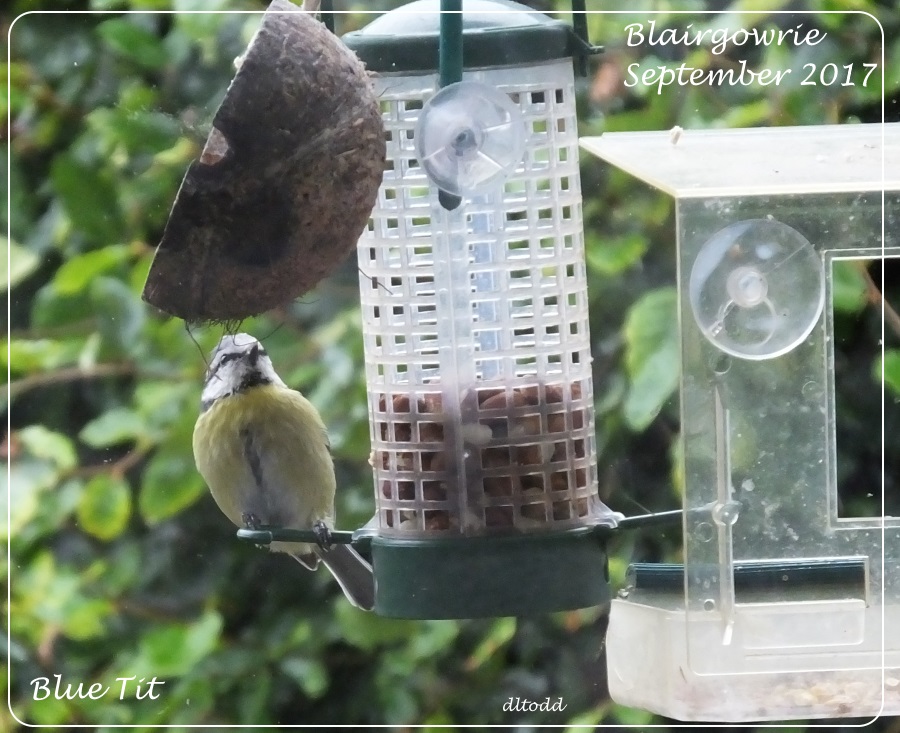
689,219,824,360
415,81,526,196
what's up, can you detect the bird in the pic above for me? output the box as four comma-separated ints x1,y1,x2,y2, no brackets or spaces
192,332,375,610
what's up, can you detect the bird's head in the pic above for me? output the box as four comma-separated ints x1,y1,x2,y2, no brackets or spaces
201,333,285,409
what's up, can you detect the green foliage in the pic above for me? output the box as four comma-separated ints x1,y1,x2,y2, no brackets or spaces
585,232,648,276
5,236,41,289
77,473,133,540
131,610,224,678
139,447,206,524
7,0,898,728
622,287,680,431
831,259,869,314
50,154,127,245
96,17,169,69
876,349,900,398
53,245,132,295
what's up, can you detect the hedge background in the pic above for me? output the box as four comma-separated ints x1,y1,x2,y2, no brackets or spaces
5,0,900,727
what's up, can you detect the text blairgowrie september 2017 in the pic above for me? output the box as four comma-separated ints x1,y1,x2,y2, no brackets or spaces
621,20,880,95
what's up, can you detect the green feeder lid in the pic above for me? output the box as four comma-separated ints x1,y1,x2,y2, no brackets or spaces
343,0,589,74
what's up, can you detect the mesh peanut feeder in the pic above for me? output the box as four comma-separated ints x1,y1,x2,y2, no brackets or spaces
344,0,616,618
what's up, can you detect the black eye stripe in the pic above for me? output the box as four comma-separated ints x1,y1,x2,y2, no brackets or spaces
212,346,265,369
209,340,266,376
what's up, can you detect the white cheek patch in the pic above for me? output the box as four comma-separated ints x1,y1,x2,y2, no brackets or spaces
201,362,241,403
199,346,287,411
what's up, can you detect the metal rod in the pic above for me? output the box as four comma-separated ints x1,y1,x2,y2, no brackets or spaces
438,0,464,210
615,508,684,530
237,527,356,545
571,0,589,77
439,0,463,88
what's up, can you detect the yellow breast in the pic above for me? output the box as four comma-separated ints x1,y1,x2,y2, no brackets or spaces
192,385,336,537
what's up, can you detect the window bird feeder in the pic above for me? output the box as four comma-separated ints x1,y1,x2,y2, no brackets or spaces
342,0,617,618
581,124,900,721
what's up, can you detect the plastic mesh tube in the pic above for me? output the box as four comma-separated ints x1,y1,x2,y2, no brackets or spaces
358,60,616,536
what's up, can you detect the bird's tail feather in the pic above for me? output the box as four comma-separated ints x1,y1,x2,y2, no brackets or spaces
292,544,375,611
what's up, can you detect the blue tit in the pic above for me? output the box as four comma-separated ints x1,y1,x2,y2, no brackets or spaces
192,332,375,610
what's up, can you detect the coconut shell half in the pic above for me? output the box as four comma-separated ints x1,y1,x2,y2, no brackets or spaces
142,0,385,323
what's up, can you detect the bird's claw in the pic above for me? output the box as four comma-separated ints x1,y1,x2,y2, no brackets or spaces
242,512,262,530
313,520,332,552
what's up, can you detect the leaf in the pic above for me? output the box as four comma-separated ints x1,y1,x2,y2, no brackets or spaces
831,259,868,314
17,425,78,471
565,705,608,730
237,668,272,725
623,287,678,378
876,349,900,398
166,676,216,725
719,98,773,128
63,597,116,639
30,285,97,329
334,598,413,651
79,407,146,448
4,459,58,539
129,251,155,295
5,428,76,540
4,236,41,290
11,551,114,642
27,696,72,726
423,711,455,728
91,276,146,354
465,616,517,670
623,339,680,431
174,0,233,11
585,233,647,276
101,543,143,595
139,448,206,524
5,339,69,375
622,287,680,430
77,474,132,541
87,106,182,156
606,555,631,591
135,380,193,431
133,610,223,678
610,705,658,725
7,477,82,547
53,245,130,295
279,657,329,699
172,1,234,64
408,620,460,660
97,18,167,69
49,154,125,245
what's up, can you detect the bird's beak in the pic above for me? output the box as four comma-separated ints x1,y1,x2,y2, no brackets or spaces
248,343,260,366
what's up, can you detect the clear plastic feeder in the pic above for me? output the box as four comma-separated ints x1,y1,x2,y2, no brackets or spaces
582,124,900,721
359,57,613,538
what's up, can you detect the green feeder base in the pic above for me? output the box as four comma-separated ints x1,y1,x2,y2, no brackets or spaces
371,526,611,619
